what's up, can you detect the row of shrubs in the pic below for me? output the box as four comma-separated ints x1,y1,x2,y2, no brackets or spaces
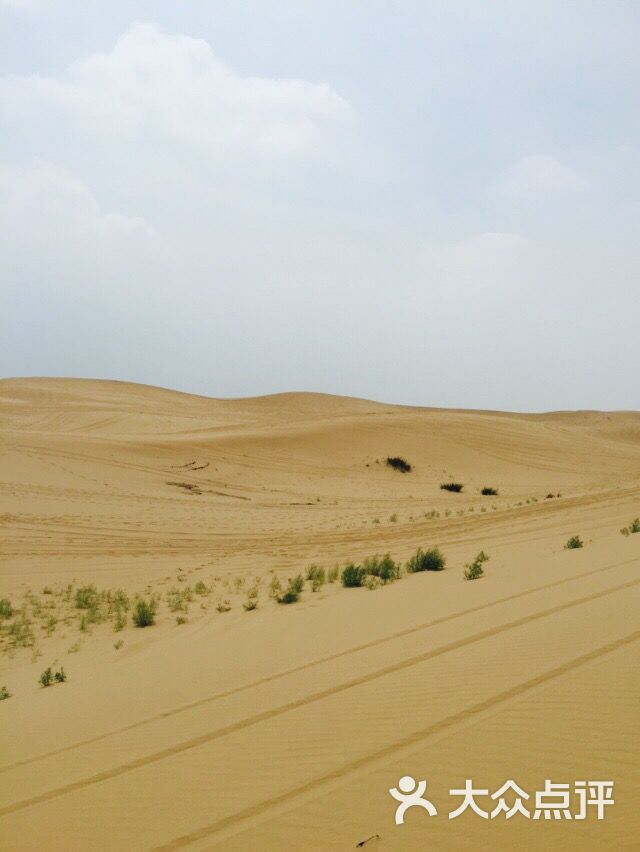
383,461,499,497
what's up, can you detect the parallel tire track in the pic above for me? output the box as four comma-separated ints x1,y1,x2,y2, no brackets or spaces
1,575,638,817
153,627,640,850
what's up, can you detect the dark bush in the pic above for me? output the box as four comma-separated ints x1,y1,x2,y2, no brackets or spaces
386,456,411,473
406,547,446,573
564,535,584,550
132,598,156,627
440,482,464,493
277,575,304,604
481,486,498,496
341,563,366,587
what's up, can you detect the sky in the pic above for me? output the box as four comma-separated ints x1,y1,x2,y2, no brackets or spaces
1,1,638,411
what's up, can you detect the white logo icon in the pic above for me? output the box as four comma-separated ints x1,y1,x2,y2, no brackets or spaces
389,776,438,824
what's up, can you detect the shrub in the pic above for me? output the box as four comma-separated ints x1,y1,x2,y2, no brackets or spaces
75,585,99,610
277,575,304,604
216,599,231,612
386,456,411,473
0,686,11,700
40,667,53,687
389,513,398,523
341,563,366,587
0,598,13,619
306,565,326,591
195,581,210,595
365,575,381,590
54,667,66,683
441,482,464,493
481,487,498,496
113,610,127,632
363,553,399,584
176,616,187,625
114,639,124,649
243,598,258,611
565,535,584,550
132,598,156,627
406,547,446,573
269,575,282,599
327,566,339,583
620,518,640,536
464,550,489,580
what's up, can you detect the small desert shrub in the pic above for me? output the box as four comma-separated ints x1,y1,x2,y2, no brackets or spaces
327,566,339,583
406,547,446,573
0,598,13,619
386,456,411,473
341,563,366,587
216,599,231,613
620,518,640,536
132,598,156,627
389,513,398,523
114,639,124,649
54,667,66,683
243,598,258,611
0,686,11,700
195,581,210,595
176,616,187,625
481,486,498,496
74,585,99,610
39,667,53,687
464,550,489,581
42,586,53,595
7,615,34,648
113,610,126,632
306,565,326,591
565,535,584,550
277,575,304,604
363,553,399,584
441,482,464,493
365,575,381,590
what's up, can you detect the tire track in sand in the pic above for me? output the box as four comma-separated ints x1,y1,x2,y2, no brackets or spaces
153,627,640,850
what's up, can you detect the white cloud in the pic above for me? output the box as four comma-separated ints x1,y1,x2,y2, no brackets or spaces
0,160,159,262
500,154,588,197
1,22,352,154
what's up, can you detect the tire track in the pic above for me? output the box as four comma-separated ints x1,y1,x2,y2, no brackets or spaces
153,627,640,851
2,555,637,774
1,575,638,816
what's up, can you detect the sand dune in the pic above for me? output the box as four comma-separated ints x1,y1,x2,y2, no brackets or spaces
1,378,639,849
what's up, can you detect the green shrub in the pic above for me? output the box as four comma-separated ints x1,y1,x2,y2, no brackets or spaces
620,518,640,536
481,486,498,496
327,566,339,583
464,550,489,580
75,585,99,610
363,553,399,583
216,599,231,612
54,667,66,683
277,575,304,604
565,535,584,550
0,686,11,700
341,563,366,587
406,547,446,573
0,598,12,619
40,667,53,687
176,616,187,625
386,456,411,473
132,598,156,627
306,565,326,591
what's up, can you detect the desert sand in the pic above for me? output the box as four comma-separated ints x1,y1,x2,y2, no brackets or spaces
1,377,639,850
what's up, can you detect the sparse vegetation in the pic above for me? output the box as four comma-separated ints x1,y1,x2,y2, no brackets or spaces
441,482,464,493
216,599,232,613
406,547,446,573
277,575,304,604
0,685,11,700
620,518,640,536
464,550,489,580
306,565,326,591
386,456,411,473
132,598,156,627
341,563,366,587
39,667,53,687
565,535,584,550
327,566,339,583
0,598,12,619
362,553,399,584
481,486,498,496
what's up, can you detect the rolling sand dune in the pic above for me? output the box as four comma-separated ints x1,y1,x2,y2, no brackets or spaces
1,377,639,849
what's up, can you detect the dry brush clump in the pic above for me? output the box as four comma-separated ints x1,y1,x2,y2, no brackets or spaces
464,550,489,580
620,518,640,536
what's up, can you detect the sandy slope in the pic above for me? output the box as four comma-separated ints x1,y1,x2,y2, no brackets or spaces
0,377,639,850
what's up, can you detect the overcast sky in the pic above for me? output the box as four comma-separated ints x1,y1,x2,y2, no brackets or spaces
1,1,638,411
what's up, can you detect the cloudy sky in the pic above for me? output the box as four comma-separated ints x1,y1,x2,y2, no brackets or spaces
1,1,638,410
